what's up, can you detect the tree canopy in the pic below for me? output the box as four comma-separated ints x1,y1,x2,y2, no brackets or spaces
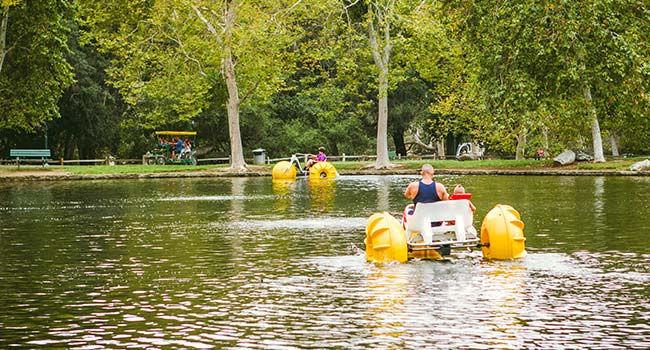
0,0,73,132
1,0,648,161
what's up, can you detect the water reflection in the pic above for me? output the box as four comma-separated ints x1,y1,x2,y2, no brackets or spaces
593,177,605,231
309,179,335,212
229,177,246,219
1,176,650,349
477,262,528,349
272,179,296,214
376,177,391,212
365,265,409,341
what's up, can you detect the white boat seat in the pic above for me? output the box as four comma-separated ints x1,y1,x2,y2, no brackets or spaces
404,200,477,245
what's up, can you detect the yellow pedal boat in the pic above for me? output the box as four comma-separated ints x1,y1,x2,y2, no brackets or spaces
365,201,527,263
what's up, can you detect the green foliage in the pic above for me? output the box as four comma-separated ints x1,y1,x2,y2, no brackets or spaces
259,83,374,157
388,72,430,153
397,1,480,153
80,0,212,128
1,0,649,160
49,16,126,159
0,0,74,132
440,0,650,157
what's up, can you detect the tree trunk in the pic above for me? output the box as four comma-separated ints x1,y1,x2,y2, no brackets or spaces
515,128,526,160
223,4,247,172
583,84,605,162
391,127,406,158
375,69,391,167
368,2,394,169
542,125,549,150
411,129,437,153
436,140,445,160
329,142,338,156
64,134,75,160
0,6,9,74
193,4,247,171
609,133,620,157
472,140,483,159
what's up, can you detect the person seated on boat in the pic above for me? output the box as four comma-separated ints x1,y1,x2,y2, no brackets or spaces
404,164,449,206
305,147,327,170
404,164,449,226
450,184,476,214
168,137,182,160
181,138,192,159
159,137,171,152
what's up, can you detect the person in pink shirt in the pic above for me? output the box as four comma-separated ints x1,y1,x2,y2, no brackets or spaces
305,147,326,170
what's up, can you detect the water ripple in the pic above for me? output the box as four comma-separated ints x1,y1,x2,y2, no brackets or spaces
1,177,650,349
229,217,368,231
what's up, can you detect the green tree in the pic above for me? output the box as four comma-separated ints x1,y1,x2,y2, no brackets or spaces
389,72,431,157
81,0,317,171
542,0,648,162
404,2,473,158
49,17,125,160
441,1,556,159
0,0,73,133
443,0,649,160
338,0,444,168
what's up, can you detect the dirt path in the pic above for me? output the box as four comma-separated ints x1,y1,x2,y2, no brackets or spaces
0,167,269,181
0,169,72,178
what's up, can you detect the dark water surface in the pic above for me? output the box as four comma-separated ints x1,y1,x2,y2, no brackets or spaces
1,175,649,349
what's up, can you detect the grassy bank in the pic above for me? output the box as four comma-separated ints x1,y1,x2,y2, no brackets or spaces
1,157,644,175
62,164,221,175
334,158,644,171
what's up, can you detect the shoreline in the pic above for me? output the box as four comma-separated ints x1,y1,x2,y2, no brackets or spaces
1,167,648,182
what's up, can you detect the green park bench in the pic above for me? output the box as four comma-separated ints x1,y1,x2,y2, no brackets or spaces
9,149,51,168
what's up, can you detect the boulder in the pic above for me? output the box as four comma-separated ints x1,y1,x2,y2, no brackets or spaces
553,150,576,165
630,159,650,171
575,150,594,162
457,153,481,161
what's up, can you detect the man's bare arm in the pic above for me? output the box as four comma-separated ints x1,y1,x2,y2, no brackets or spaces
437,183,449,200
404,182,418,199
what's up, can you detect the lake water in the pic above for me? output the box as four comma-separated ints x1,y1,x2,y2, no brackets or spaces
1,175,649,349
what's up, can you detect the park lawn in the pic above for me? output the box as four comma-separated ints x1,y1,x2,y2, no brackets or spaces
573,159,640,170
333,159,554,170
334,157,645,171
1,157,643,175
60,164,224,175
59,160,555,174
